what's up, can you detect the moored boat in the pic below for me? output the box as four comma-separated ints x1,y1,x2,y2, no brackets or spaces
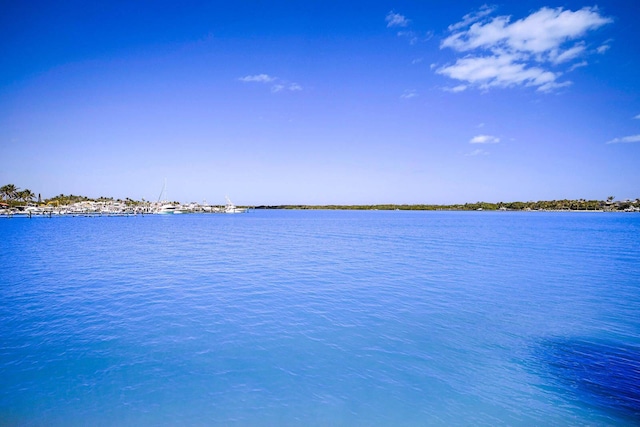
224,196,247,214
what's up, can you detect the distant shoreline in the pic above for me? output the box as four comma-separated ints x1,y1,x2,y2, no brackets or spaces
256,207,612,212
1,183,638,213
252,201,637,212
4,208,639,219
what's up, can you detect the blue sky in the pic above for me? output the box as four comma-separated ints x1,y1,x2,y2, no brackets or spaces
1,1,638,205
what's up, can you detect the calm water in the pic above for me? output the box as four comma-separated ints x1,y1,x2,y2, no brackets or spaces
1,210,639,426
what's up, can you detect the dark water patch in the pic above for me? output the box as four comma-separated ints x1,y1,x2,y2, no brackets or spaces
537,337,640,423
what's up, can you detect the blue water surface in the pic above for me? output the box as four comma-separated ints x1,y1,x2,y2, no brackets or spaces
1,210,639,426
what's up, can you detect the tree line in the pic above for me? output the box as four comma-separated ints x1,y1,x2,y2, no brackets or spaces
0,184,36,206
255,198,638,211
0,184,143,207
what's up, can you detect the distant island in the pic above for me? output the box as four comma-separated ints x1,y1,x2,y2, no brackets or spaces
254,196,639,212
1,183,639,213
254,199,639,212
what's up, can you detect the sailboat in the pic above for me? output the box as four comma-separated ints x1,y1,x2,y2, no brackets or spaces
155,179,184,214
224,196,248,214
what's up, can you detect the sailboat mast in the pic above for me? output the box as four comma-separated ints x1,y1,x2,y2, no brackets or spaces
157,179,167,203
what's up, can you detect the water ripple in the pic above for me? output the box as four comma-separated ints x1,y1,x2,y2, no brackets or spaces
1,211,639,426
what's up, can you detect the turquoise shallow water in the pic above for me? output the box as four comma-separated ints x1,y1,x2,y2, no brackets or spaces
1,210,639,426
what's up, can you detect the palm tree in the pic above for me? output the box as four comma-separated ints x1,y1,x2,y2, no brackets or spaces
1,184,18,202
16,189,35,206
1,184,19,206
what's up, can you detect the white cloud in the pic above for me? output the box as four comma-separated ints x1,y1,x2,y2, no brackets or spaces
438,54,564,92
401,90,418,99
387,12,432,45
448,5,496,32
470,134,500,144
568,60,588,72
443,84,467,93
438,6,612,92
597,44,611,54
538,80,572,92
386,11,409,28
239,74,275,83
401,31,433,44
635,114,640,120
239,74,302,93
397,30,418,44
606,134,640,144
551,42,586,64
466,148,488,156
442,7,611,55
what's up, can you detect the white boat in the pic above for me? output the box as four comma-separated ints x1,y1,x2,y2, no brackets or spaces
154,179,188,214
224,196,247,214
157,203,178,214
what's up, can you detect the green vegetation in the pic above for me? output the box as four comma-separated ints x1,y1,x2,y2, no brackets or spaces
1,183,638,212
44,194,143,206
1,184,35,207
0,184,143,208
255,198,637,211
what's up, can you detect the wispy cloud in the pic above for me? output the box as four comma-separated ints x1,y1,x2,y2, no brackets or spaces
597,43,611,54
634,114,640,120
439,54,567,92
466,148,488,156
606,134,640,144
443,84,467,93
470,134,500,144
239,74,302,93
437,6,613,92
448,5,496,32
386,12,433,44
397,30,418,45
386,11,410,28
568,61,588,72
401,89,418,99
552,42,586,64
239,74,275,83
